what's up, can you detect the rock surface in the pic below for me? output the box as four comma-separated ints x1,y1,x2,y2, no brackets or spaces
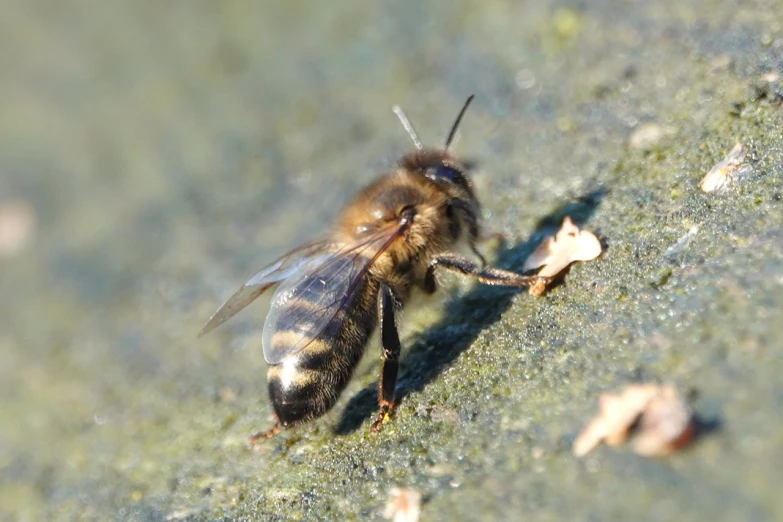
1,1,782,520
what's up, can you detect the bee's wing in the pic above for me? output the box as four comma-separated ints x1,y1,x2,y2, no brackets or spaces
198,240,333,338
261,223,405,365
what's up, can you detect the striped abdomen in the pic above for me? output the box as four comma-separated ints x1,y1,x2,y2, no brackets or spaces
266,280,377,426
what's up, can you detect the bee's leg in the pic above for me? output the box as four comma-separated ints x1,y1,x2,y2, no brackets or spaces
370,283,401,434
247,422,280,447
469,242,488,268
469,233,509,269
424,253,548,291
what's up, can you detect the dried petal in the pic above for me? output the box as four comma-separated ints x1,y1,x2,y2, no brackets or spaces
523,217,601,295
573,384,694,457
631,386,694,456
573,384,658,456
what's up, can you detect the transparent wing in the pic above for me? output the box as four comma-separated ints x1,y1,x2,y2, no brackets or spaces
261,223,405,365
198,240,332,338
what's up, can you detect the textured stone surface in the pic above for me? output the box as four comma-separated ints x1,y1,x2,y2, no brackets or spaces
1,1,782,520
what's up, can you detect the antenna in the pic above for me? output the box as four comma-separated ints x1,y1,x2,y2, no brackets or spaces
392,104,423,150
444,94,475,152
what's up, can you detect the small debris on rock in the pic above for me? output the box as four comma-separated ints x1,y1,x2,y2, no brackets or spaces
218,386,237,403
428,406,459,424
710,53,733,71
0,200,36,257
663,225,699,257
523,217,602,296
700,141,748,193
384,487,422,522
573,384,694,457
628,122,665,151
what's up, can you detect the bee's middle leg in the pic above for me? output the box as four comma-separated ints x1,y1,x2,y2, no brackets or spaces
370,283,401,434
247,422,280,448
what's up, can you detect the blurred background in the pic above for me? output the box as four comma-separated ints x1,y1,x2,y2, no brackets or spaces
1,1,782,520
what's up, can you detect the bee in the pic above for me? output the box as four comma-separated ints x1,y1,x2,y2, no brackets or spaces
199,95,545,441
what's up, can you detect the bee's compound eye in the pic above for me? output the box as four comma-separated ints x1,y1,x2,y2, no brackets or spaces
426,165,463,185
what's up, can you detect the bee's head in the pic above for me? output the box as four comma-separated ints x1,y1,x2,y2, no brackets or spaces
392,94,477,203
399,149,476,201
339,95,482,243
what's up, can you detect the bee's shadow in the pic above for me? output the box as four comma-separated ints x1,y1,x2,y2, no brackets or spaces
334,188,607,435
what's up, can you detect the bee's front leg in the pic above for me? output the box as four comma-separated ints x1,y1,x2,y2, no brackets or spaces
423,253,549,290
370,283,401,434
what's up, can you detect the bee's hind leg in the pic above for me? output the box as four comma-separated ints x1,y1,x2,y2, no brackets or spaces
247,422,280,448
370,283,401,434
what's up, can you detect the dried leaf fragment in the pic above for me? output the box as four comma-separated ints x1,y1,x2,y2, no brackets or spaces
573,384,694,457
700,141,748,193
523,217,602,296
384,488,421,522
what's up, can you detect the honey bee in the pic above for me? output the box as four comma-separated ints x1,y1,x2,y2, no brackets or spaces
199,95,545,441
